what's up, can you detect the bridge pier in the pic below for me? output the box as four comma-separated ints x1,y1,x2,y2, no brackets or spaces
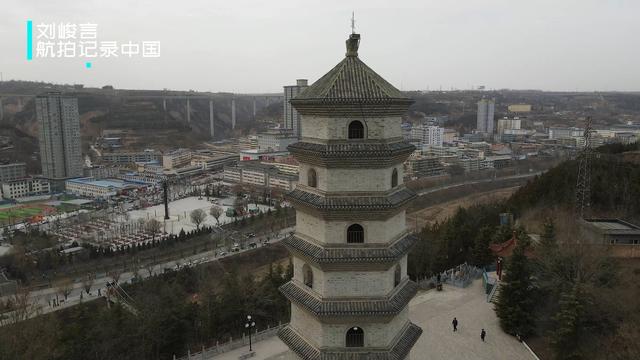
209,99,214,139
231,98,236,129
252,97,256,119
186,98,191,123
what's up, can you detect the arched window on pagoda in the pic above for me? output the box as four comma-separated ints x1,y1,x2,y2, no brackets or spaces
348,121,365,139
346,327,364,347
347,224,364,243
303,263,313,288
308,168,317,188
391,168,398,188
394,264,402,287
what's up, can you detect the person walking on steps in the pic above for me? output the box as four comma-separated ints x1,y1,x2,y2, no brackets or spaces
452,317,458,332
481,329,486,342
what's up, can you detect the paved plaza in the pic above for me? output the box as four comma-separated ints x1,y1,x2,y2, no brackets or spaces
128,196,273,234
208,278,536,360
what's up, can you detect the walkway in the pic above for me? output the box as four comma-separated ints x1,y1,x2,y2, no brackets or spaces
207,278,536,360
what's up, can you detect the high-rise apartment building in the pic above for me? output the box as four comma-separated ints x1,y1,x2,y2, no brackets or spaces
283,79,308,138
477,98,495,134
411,125,444,147
36,93,83,179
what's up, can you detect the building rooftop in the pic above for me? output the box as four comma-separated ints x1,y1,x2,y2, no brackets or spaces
584,219,640,231
66,177,133,189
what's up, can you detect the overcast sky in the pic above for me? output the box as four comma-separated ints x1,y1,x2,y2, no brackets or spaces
1,0,639,93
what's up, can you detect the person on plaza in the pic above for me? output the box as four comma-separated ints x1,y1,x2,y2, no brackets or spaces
452,317,458,332
481,329,486,342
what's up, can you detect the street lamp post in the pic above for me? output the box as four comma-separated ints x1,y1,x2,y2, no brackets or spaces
245,315,256,351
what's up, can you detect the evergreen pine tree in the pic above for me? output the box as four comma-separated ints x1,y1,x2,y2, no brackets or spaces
471,226,495,267
550,284,584,360
495,242,536,337
540,218,557,253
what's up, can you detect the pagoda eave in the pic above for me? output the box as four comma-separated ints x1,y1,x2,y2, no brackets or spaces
282,233,419,268
280,279,418,318
287,141,415,168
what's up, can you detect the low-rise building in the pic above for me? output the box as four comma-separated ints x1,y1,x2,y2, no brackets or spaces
549,127,583,140
1,178,51,200
257,129,298,151
443,128,457,144
580,219,640,245
223,162,298,191
119,171,166,185
101,150,161,164
268,172,298,191
65,177,139,198
482,155,512,169
507,104,532,113
191,153,237,171
83,165,120,179
457,157,481,172
0,162,26,182
239,148,290,161
404,154,444,179
162,148,193,170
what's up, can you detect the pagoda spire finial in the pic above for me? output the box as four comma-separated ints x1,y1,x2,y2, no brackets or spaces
346,12,360,57
351,11,356,34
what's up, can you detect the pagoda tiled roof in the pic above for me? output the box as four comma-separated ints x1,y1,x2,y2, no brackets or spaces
278,322,422,360
282,233,418,264
280,279,418,317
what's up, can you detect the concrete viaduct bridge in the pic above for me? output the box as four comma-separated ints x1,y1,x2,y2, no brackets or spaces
0,91,283,138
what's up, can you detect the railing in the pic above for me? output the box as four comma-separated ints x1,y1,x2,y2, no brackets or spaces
174,323,286,360
482,268,500,303
416,263,484,289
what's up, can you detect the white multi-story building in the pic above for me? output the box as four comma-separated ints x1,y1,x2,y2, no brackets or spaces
223,162,298,191
497,117,522,134
548,127,584,140
36,94,83,179
118,171,166,185
411,125,444,147
477,98,495,134
100,150,160,164
284,79,308,138
162,149,192,170
257,129,298,151
1,178,51,200
65,177,138,199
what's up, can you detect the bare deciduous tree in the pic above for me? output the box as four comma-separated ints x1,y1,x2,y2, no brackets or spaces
55,278,74,301
82,275,94,295
6,287,39,324
190,209,207,230
146,218,162,241
107,269,122,285
209,205,223,226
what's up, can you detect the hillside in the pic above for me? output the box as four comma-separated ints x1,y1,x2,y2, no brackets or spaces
0,81,284,163
507,145,640,220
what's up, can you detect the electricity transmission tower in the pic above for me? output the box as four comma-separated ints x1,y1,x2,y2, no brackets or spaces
575,116,593,218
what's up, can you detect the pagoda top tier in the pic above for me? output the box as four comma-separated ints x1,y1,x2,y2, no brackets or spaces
290,33,413,117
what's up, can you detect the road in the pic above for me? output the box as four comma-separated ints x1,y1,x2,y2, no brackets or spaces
0,226,294,325
415,171,543,196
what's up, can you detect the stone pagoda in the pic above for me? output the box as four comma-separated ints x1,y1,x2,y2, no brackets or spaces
278,32,422,359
